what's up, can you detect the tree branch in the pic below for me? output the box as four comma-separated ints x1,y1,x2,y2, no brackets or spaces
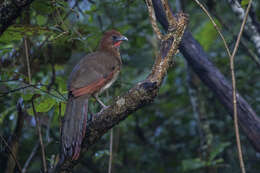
152,0,260,152
3,100,24,173
53,2,188,172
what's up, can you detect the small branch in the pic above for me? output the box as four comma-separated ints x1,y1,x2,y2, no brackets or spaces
22,142,40,173
0,135,22,173
0,83,66,101
192,0,232,58
210,10,260,68
229,1,253,173
108,129,113,173
0,84,36,96
5,100,25,173
31,99,48,172
145,0,163,40
24,38,31,84
25,36,47,172
228,0,260,59
161,0,177,30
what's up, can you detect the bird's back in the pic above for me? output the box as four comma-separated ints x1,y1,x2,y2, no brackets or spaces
68,51,121,92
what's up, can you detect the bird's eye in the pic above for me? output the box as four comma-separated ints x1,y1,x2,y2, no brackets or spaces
112,35,117,40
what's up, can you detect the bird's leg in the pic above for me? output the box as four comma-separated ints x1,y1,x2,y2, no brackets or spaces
94,94,108,109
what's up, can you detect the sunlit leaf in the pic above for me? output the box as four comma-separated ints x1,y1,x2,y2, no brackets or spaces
209,142,231,161
36,15,47,26
194,19,220,51
182,158,206,171
35,97,56,113
241,0,249,8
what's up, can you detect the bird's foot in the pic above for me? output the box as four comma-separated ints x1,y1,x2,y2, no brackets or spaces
94,96,109,110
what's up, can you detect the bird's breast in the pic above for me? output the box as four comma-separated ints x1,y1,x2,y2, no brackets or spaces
98,70,120,94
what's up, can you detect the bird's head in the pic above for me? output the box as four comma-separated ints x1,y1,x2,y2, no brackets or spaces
98,29,128,51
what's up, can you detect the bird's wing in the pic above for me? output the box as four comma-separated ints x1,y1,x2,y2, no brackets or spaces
68,51,120,96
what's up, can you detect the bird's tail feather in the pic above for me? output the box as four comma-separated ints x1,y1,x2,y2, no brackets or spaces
61,95,89,160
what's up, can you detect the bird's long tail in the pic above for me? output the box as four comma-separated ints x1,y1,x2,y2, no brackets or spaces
61,95,89,160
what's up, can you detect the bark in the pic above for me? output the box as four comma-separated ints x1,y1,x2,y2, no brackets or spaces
51,9,188,173
0,0,34,35
152,0,260,152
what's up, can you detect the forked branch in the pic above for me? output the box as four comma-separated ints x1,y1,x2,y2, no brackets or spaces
53,0,188,172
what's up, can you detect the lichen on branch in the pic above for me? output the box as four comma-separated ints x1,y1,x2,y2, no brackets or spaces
54,1,188,172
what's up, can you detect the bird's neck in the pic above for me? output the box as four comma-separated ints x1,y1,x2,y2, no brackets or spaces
98,46,122,65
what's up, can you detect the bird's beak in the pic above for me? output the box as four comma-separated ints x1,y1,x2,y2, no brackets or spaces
116,35,128,41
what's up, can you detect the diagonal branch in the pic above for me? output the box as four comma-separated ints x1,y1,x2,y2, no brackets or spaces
24,37,47,172
53,1,188,172
152,0,260,154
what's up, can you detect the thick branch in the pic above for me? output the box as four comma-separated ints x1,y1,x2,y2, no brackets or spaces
54,9,188,173
0,0,34,35
152,0,260,152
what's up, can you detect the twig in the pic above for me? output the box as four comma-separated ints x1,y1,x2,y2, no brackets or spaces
192,0,232,58
0,79,20,82
145,0,163,40
25,37,48,172
5,101,25,173
31,100,48,172
145,0,187,79
210,10,260,68
0,135,22,172
0,84,36,96
228,0,260,58
230,1,253,173
0,83,66,101
192,1,250,173
24,38,31,84
108,129,113,173
22,142,40,173
161,0,177,30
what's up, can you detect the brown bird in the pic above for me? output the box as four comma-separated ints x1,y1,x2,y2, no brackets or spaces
61,30,128,160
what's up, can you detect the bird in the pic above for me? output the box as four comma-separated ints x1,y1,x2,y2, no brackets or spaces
61,30,128,160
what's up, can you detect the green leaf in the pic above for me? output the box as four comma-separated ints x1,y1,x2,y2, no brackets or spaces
27,107,34,116
36,15,47,26
194,19,220,51
241,0,249,8
35,97,56,113
0,25,56,44
182,158,206,171
22,93,34,101
209,142,231,161
27,97,56,116
32,0,52,14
